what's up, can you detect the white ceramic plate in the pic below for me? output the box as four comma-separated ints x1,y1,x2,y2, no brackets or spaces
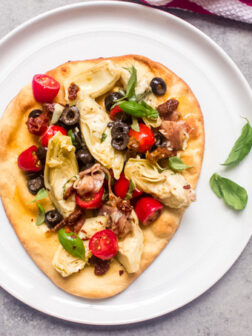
0,1,251,325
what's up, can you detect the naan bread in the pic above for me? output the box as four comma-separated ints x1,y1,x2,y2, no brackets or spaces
0,55,204,298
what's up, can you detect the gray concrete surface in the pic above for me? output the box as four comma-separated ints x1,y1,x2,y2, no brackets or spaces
0,1,251,335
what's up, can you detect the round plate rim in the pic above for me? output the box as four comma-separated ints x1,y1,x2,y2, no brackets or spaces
0,0,251,325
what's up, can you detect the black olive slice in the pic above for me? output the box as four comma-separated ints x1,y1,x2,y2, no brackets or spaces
105,92,123,112
60,105,80,126
111,121,129,138
27,176,44,195
111,133,129,151
150,77,167,96
36,146,47,164
45,210,63,228
28,109,42,119
76,148,94,165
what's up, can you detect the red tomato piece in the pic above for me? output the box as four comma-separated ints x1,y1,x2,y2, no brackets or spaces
32,74,60,103
135,197,163,225
40,125,67,147
109,106,122,120
114,173,143,199
89,229,118,260
75,186,104,209
129,123,155,153
18,145,42,172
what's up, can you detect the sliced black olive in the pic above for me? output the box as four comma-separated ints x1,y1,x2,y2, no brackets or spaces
60,105,80,126
76,148,94,166
27,176,44,195
36,146,47,164
150,77,167,96
45,209,63,228
111,133,129,151
105,92,123,112
28,109,42,119
111,121,129,138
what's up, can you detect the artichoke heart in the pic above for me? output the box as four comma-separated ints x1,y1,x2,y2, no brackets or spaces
44,133,78,217
117,210,143,274
64,60,120,100
77,94,124,179
124,158,196,208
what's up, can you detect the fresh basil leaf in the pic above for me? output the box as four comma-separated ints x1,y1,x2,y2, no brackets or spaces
119,101,158,120
169,157,193,172
58,229,85,260
125,180,135,200
30,188,48,203
125,66,137,99
131,117,140,132
68,129,77,146
209,173,248,210
36,203,45,226
101,133,107,143
222,120,252,166
135,89,151,102
209,173,223,198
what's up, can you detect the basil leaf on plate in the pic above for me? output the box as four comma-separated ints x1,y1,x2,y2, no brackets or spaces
125,180,135,200
30,188,48,203
131,117,140,132
209,173,248,210
36,203,45,226
58,229,85,260
169,157,193,172
222,120,252,166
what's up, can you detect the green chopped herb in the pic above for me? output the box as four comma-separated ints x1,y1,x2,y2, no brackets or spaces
125,180,135,200
36,203,45,226
30,188,48,203
101,133,107,143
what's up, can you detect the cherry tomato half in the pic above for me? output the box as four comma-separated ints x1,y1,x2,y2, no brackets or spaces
114,173,143,199
129,123,155,153
109,106,122,120
40,125,67,147
18,145,42,172
32,74,60,103
135,197,163,226
75,186,104,209
89,229,118,260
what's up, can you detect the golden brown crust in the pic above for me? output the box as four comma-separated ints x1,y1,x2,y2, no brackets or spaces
0,55,204,298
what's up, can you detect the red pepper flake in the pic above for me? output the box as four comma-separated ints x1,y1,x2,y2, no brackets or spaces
71,234,76,239
65,228,71,233
119,270,124,276
72,245,76,250
183,184,191,190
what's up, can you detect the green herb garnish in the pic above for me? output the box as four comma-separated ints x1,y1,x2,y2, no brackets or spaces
30,188,48,203
125,66,137,99
119,101,158,120
58,228,85,260
169,157,193,172
210,173,248,210
125,180,135,200
101,133,107,143
36,203,45,226
68,129,77,146
222,119,252,166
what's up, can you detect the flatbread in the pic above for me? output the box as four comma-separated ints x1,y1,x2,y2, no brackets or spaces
0,55,204,298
